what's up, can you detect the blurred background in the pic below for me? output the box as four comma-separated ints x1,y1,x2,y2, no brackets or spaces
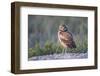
28,15,88,57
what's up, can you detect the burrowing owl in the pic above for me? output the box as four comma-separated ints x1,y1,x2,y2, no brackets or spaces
58,24,76,48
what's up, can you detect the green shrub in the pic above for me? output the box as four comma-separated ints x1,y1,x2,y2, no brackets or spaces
28,37,88,58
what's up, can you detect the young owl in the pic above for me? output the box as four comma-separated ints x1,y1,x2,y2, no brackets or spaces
58,24,76,48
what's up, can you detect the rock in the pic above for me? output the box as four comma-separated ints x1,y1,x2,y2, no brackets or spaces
28,53,88,61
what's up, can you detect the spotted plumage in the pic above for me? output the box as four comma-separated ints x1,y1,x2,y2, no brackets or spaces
58,24,76,48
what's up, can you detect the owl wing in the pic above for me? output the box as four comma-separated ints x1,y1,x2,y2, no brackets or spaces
59,31,76,48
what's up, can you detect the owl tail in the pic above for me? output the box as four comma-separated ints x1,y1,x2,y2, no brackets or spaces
67,41,76,48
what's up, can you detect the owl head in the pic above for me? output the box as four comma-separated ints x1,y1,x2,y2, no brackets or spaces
59,24,68,32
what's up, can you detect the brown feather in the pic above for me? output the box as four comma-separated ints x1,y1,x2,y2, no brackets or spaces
58,31,76,48
60,38,76,48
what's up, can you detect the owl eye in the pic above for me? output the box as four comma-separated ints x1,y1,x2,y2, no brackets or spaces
64,27,67,31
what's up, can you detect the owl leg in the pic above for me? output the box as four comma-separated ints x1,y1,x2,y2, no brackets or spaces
62,48,64,54
62,48,66,54
65,48,68,54
64,48,67,54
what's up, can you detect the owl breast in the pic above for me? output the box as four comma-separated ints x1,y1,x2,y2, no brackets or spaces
58,31,76,48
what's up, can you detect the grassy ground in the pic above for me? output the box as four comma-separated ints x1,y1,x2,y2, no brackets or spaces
28,35,88,58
